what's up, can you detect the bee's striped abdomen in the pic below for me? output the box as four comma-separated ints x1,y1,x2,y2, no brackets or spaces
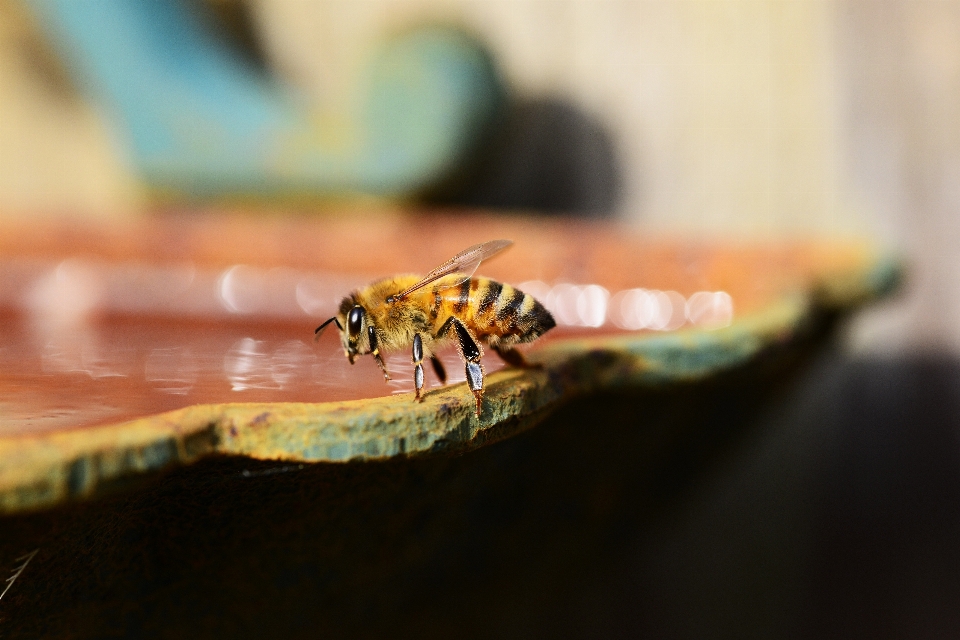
453,278,473,313
468,278,555,345
477,280,502,314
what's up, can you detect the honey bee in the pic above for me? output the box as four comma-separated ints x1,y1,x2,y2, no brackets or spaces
315,240,556,416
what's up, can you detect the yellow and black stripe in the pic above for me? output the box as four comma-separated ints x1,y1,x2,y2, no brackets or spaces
458,278,555,345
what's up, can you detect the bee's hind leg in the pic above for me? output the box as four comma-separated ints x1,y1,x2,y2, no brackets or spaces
412,333,425,402
492,344,541,369
437,317,485,417
465,361,484,418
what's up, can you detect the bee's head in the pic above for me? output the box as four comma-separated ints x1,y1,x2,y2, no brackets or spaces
342,303,367,363
310,296,363,363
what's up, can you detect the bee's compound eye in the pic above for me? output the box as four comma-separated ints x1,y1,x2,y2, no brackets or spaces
347,306,365,338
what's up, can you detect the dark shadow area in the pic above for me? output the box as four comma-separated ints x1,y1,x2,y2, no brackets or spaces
567,354,960,639
197,0,274,76
6,329,959,638
429,97,623,217
0,318,813,639
804,356,960,639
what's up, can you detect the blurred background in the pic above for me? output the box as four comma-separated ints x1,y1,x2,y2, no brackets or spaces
1,0,957,353
2,1,960,637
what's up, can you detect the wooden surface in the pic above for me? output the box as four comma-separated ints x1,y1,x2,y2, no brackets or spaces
0,210,900,513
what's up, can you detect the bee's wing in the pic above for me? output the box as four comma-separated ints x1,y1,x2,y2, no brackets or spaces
393,239,513,300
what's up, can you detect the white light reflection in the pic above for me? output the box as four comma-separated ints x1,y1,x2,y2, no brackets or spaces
224,338,277,391
11,258,391,322
608,287,737,331
610,289,645,330
386,353,416,395
529,281,610,328
639,290,671,330
295,274,364,317
545,283,583,326
145,347,199,395
516,280,552,303
662,291,688,331
27,261,131,379
218,266,255,314
39,339,83,376
26,259,102,323
37,336,130,379
576,285,609,328
610,289,679,331
217,265,303,316
686,291,734,328
224,338,322,392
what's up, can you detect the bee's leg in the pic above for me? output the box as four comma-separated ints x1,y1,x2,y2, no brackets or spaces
430,356,447,384
434,316,455,340
446,318,485,417
368,325,390,380
465,360,485,418
491,344,541,369
373,353,390,380
412,333,425,402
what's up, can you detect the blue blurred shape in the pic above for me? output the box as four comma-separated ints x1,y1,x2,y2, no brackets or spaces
24,0,505,199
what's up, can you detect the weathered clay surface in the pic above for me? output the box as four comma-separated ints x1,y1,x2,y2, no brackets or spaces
0,247,899,514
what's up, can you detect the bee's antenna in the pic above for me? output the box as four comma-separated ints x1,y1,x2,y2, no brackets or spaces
314,317,342,342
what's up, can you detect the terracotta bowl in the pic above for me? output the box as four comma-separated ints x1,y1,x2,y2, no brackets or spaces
0,210,899,513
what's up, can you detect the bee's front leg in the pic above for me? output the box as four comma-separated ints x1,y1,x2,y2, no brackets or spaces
412,333,425,402
369,326,390,381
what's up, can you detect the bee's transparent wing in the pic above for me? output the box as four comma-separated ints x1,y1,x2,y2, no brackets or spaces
392,239,513,300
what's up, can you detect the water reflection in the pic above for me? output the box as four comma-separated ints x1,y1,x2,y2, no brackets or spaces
224,337,277,391
385,349,496,395
3,257,741,434
223,338,321,392
145,347,199,395
32,306,131,380
385,353,415,395
271,340,317,389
